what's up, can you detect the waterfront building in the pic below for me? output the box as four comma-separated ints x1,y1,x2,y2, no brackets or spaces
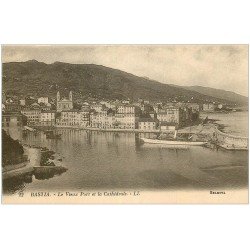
114,113,139,129
157,107,186,128
79,110,90,127
56,109,80,126
89,110,100,128
105,113,116,128
21,107,41,126
56,91,73,111
98,109,108,129
40,110,56,126
138,117,158,131
160,121,178,131
89,108,115,129
115,104,141,129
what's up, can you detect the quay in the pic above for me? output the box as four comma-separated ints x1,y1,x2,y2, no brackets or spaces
35,124,249,151
214,128,248,150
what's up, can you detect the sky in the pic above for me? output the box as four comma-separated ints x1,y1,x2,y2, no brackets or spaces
2,45,248,96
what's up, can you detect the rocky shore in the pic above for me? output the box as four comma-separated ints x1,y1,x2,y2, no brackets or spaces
2,142,67,194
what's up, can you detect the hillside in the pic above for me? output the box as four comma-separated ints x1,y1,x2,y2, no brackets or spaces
2,60,244,105
182,85,247,105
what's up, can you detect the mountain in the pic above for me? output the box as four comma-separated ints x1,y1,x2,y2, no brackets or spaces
2,60,245,105
182,86,248,105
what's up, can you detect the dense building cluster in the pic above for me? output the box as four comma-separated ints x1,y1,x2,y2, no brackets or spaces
2,90,218,131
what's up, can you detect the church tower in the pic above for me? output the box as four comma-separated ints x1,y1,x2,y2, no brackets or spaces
57,91,60,102
69,91,73,101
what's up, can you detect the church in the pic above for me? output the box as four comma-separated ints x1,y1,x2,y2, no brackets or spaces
56,91,73,111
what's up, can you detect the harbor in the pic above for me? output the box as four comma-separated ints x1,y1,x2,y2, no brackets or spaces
2,111,248,194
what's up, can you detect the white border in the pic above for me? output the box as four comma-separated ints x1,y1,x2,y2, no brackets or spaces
1,0,250,250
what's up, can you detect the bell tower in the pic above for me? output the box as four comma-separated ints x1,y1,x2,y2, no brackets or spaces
69,91,73,101
57,91,60,102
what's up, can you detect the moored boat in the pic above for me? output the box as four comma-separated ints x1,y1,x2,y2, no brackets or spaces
45,130,62,139
140,137,206,146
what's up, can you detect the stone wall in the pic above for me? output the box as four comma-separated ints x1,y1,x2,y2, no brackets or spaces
215,128,248,150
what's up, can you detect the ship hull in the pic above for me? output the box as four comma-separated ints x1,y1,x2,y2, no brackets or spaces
141,138,206,146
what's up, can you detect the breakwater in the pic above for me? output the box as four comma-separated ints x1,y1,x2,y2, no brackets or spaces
214,128,248,150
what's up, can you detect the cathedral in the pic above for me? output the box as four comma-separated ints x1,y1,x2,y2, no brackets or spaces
56,91,73,111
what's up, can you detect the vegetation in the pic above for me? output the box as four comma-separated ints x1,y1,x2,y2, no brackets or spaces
2,130,24,166
2,60,245,105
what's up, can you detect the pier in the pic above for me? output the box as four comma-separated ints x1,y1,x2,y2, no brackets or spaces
214,128,248,150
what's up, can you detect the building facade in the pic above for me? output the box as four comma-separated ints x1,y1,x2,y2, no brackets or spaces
56,110,80,126
40,110,56,126
38,97,49,104
138,117,158,131
56,91,73,111
21,108,41,126
157,107,186,128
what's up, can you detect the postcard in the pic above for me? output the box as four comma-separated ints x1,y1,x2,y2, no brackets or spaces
1,45,248,204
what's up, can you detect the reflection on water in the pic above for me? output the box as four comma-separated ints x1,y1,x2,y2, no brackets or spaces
3,166,67,194
3,125,248,193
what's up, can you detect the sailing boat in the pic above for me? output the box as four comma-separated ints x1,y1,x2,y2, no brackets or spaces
141,127,206,146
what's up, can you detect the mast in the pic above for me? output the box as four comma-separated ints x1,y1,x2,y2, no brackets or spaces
174,129,177,139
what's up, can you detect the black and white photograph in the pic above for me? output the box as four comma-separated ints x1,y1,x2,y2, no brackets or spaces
1,45,248,204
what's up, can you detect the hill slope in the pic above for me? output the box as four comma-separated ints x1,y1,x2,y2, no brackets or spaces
2,60,244,105
182,85,247,105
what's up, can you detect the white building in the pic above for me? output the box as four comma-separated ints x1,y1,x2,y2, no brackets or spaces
56,110,80,126
114,113,139,129
116,104,140,115
138,117,158,131
40,110,56,126
115,104,141,129
79,110,90,127
157,107,187,128
20,99,26,106
38,97,49,104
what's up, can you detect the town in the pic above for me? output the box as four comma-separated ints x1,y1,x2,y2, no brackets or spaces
2,90,229,132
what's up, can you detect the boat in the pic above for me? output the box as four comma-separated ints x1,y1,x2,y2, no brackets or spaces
141,128,206,146
45,130,62,139
140,138,206,146
24,125,36,132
